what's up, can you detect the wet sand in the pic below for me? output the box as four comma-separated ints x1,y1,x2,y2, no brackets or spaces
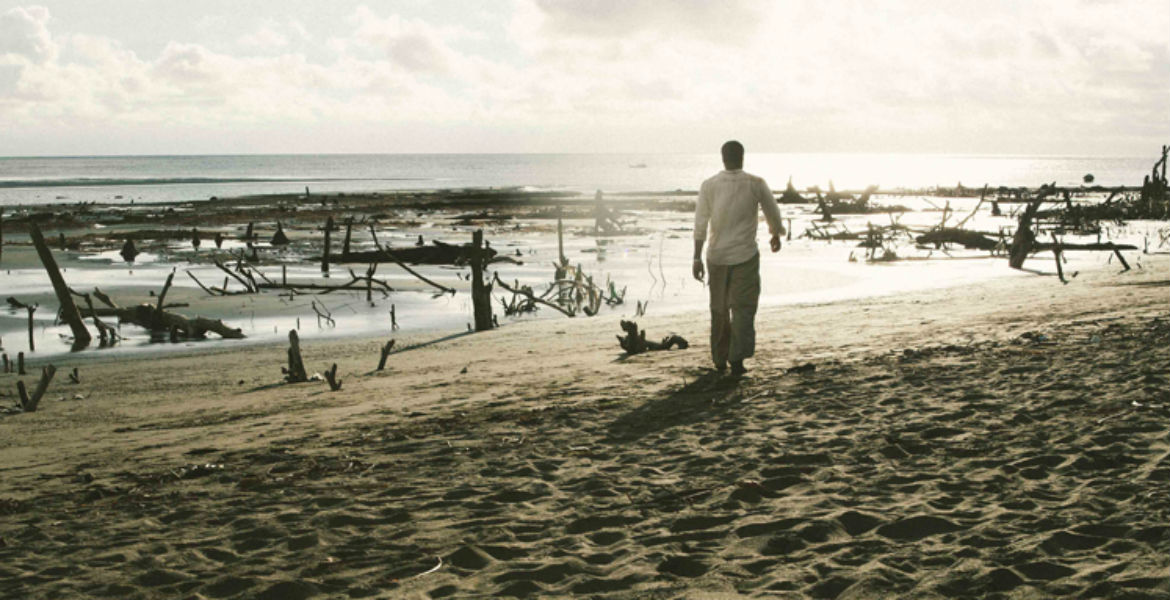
0,256,1167,599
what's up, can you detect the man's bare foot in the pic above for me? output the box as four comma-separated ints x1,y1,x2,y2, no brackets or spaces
730,360,747,376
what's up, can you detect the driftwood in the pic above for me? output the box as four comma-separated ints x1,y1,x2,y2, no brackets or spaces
367,227,456,295
335,239,496,267
778,177,805,203
377,339,396,370
271,221,290,245
322,216,333,274
617,320,688,355
470,230,494,331
915,228,1001,251
73,290,120,345
90,283,244,340
284,330,308,383
17,365,57,412
323,363,342,391
29,223,92,348
6,297,37,351
119,239,139,262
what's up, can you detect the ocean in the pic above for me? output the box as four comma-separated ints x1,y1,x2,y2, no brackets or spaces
0,153,1153,206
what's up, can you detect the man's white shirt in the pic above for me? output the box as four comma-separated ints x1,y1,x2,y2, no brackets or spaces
694,169,784,266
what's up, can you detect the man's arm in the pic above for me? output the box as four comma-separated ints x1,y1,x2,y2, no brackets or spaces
693,238,705,281
758,178,784,252
693,182,710,281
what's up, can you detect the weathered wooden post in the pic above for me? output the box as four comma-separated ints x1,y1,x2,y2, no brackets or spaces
323,363,342,391
18,365,57,412
342,217,353,259
29,223,92,348
377,339,396,371
25,303,35,351
1008,200,1039,269
557,206,566,267
470,229,494,331
284,330,308,383
322,216,333,275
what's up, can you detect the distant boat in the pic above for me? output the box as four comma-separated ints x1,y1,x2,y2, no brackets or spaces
629,163,647,169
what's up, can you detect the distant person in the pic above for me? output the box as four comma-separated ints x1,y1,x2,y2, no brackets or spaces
693,140,784,376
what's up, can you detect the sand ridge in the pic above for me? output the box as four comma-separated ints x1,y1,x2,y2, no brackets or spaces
0,262,1167,598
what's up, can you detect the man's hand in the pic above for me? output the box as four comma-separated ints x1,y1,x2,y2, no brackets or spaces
692,259,705,282
770,234,782,253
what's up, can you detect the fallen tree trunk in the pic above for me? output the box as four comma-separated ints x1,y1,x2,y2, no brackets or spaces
29,223,92,348
91,288,244,339
914,228,1001,251
333,240,496,266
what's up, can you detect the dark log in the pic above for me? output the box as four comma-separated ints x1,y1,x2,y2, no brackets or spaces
914,228,999,251
1030,242,1138,252
1009,196,1045,269
18,365,56,412
271,221,290,246
332,241,494,266
18,352,25,375
778,177,805,203
377,339,396,371
92,287,244,339
470,230,494,331
322,216,333,274
323,363,342,391
6,297,36,351
1051,233,1067,284
616,320,688,355
365,226,456,295
342,217,353,257
29,223,92,348
284,330,308,383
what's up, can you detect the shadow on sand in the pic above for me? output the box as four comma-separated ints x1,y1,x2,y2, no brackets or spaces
604,369,747,442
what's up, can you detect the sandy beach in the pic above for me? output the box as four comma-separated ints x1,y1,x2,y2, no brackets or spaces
1,254,1166,599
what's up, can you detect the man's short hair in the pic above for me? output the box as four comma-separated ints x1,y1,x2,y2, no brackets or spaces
721,141,744,168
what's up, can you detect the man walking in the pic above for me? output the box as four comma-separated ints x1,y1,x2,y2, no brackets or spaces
693,140,784,376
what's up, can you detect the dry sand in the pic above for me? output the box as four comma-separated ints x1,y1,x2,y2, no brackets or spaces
1,259,1168,599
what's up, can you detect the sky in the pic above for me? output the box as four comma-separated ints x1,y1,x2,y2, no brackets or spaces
0,0,1167,156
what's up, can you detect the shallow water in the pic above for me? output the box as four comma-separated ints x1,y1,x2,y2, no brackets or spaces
0,153,1150,206
2,197,1162,361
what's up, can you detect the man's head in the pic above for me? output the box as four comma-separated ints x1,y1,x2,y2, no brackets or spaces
721,140,744,170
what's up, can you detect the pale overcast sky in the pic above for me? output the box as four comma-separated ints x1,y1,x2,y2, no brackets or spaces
1,1,1167,156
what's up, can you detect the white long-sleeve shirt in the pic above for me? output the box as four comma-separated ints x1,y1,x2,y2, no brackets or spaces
694,169,784,265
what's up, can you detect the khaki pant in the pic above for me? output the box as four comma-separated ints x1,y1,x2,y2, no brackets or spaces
707,253,760,367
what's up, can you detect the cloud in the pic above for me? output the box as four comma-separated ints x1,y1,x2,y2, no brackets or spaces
347,5,470,74
0,0,1165,155
0,5,56,62
531,0,764,40
239,21,289,50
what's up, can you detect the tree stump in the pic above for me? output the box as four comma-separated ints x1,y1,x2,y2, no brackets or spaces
284,330,308,383
377,339,396,371
617,321,688,355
